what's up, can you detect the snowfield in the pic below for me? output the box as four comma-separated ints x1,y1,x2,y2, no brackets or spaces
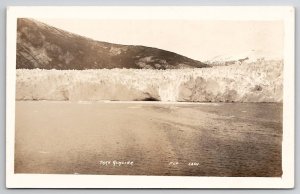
16,60,283,102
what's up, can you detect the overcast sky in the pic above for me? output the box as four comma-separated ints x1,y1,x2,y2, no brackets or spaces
37,19,283,61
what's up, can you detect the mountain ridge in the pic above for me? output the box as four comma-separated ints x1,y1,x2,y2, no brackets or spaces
17,18,209,70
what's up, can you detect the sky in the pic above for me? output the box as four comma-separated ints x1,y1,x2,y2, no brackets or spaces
37,19,284,61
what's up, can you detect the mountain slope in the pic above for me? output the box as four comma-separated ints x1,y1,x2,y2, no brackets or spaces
17,18,209,70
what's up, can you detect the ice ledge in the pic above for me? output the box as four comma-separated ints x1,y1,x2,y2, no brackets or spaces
16,60,283,103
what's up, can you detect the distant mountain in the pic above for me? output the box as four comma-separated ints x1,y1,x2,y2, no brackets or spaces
17,18,209,70
204,50,282,66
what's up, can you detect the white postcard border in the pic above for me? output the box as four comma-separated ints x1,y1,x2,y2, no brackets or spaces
6,6,295,188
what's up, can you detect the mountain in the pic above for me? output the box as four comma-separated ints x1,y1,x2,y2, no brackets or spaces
204,50,282,66
16,18,209,70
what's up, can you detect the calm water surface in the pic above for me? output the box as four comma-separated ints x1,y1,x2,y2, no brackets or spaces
15,101,282,177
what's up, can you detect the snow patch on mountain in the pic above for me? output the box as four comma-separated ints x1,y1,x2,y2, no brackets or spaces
205,50,283,66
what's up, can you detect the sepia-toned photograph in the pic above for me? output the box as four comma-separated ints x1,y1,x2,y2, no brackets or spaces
6,6,294,188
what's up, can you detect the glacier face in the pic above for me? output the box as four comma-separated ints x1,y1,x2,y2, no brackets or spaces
16,60,283,102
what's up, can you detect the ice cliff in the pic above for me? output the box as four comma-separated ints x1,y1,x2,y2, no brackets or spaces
16,60,283,102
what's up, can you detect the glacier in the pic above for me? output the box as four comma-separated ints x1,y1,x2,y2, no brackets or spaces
16,60,283,102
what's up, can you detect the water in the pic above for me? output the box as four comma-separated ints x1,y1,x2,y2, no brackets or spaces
15,101,282,177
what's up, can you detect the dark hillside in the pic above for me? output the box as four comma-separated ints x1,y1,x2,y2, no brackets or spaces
17,18,209,70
